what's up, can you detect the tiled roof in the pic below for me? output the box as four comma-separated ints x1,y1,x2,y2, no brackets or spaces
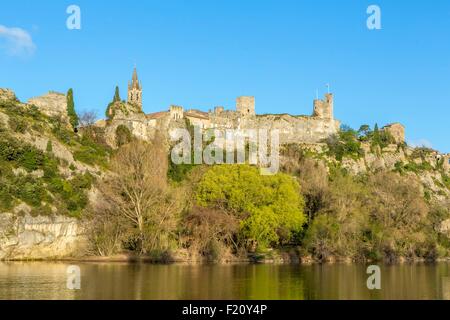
145,111,168,119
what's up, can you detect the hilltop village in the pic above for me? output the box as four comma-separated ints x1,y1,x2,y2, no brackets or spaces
96,68,405,148
0,69,449,262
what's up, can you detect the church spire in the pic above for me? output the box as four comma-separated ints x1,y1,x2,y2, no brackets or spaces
131,67,141,90
127,67,142,109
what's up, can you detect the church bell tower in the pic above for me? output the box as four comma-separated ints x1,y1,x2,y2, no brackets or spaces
127,67,142,109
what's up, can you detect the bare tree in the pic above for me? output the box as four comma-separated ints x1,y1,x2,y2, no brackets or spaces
368,171,428,230
99,137,180,254
78,111,99,141
84,197,126,256
183,206,239,257
79,111,97,127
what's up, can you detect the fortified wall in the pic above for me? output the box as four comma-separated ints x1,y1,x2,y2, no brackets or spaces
103,93,340,146
102,70,341,146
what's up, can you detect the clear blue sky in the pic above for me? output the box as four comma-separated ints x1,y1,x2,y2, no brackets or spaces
1,0,449,152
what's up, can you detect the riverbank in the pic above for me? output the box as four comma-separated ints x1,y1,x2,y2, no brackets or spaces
3,248,449,265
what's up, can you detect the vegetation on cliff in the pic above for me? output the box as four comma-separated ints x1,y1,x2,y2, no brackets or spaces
1,93,449,263
66,88,79,130
0,96,106,217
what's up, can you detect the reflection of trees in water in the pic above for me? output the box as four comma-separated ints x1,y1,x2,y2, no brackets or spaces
0,262,449,299
443,276,450,300
299,264,375,300
69,263,307,300
0,262,77,300
299,263,450,300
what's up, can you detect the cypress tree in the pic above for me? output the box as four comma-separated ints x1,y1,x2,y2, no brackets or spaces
66,88,79,129
113,86,121,102
372,123,381,147
106,86,121,119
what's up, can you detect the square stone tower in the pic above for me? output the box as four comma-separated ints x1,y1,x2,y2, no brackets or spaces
169,105,184,120
382,123,405,144
236,96,255,116
313,93,333,119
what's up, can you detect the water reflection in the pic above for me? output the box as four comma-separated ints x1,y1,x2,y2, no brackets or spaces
0,262,448,300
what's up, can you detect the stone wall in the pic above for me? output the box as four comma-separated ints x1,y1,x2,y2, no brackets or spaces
102,94,340,147
242,115,340,144
103,112,169,147
443,154,450,172
204,113,339,144
383,123,405,144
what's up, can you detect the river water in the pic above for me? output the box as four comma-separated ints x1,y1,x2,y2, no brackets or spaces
0,262,449,300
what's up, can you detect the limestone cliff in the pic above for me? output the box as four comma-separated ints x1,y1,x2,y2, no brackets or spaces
1,86,449,260
0,88,107,260
0,212,86,260
28,91,69,123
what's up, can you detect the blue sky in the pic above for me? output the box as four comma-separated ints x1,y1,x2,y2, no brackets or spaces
0,0,449,152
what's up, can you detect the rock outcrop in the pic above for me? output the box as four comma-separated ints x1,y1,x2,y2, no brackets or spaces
28,91,69,122
0,88,17,102
0,213,86,260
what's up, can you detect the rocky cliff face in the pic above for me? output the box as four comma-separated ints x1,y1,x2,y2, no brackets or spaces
0,89,17,102
0,88,96,260
1,87,449,260
28,91,69,122
0,213,86,260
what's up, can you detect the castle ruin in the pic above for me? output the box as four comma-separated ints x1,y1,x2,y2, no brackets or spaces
100,68,342,146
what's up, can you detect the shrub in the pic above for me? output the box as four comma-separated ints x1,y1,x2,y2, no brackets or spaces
46,140,53,153
19,146,45,172
168,161,196,182
115,125,132,147
325,126,364,161
15,177,47,207
0,181,14,211
183,206,239,259
43,156,59,179
396,160,434,174
52,121,75,145
442,174,450,190
8,117,27,133
0,137,45,172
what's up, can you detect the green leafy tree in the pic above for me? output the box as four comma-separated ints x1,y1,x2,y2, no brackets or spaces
325,125,363,161
66,88,79,129
372,123,380,145
196,165,306,249
358,124,371,141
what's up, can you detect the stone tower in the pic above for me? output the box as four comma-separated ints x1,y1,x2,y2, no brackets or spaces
236,96,255,116
128,67,142,109
169,105,184,120
313,93,333,120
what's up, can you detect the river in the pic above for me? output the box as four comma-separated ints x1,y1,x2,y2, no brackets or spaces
0,262,449,300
